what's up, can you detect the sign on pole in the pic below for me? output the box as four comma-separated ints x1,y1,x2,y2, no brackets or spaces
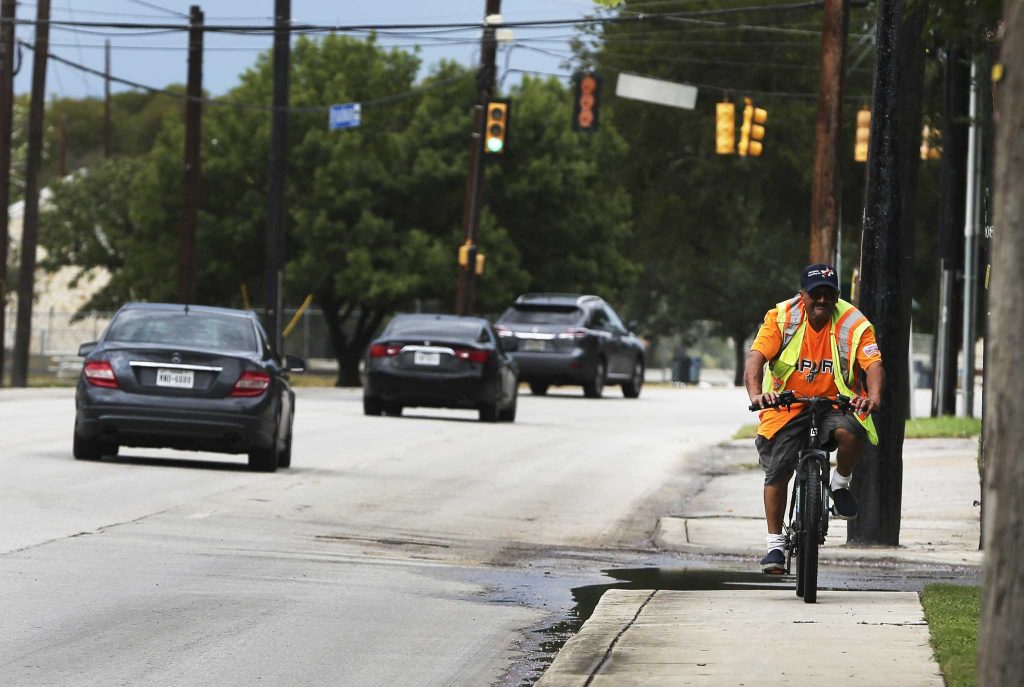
615,73,698,110
329,103,362,130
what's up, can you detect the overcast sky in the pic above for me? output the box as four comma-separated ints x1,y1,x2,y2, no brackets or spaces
11,1,596,100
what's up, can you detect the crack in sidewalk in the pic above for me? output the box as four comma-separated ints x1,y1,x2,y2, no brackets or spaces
584,590,658,686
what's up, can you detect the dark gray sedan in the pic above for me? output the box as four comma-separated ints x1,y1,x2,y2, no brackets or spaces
363,314,519,422
73,303,304,472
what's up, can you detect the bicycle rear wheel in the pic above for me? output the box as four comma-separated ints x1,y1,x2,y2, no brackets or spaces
801,461,822,603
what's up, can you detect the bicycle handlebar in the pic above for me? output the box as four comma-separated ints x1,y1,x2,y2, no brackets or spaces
748,390,852,413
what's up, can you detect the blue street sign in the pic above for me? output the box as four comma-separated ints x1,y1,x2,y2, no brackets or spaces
329,103,362,130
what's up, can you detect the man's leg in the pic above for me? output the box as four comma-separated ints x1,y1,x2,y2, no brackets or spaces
830,425,864,518
764,474,792,534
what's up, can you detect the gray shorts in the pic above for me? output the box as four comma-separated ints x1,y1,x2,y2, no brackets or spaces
754,409,866,485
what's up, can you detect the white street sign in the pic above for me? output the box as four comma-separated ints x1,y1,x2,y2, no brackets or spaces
615,73,698,110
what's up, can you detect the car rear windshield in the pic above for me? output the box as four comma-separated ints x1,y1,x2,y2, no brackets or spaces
106,310,257,351
498,305,584,326
386,318,488,342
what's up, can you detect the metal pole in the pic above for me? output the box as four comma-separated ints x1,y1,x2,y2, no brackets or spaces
177,5,203,305
962,60,979,417
104,39,111,158
12,0,51,387
265,0,290,352
0,0,17,386
455,0,500,316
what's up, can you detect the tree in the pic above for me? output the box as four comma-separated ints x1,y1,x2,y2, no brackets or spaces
978,0,1024,678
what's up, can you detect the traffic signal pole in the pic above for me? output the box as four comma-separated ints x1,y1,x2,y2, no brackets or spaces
0,0,15,386
265,0,290,352
177,5,203,305
455,0,500,317
809,0,849,266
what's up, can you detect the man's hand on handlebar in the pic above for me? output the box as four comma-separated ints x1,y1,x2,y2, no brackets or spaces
749,391,779,410
851,394,881,416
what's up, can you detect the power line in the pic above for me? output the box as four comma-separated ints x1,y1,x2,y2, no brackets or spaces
122,0,188,19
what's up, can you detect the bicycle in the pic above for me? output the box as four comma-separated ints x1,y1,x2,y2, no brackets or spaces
748,390,853,604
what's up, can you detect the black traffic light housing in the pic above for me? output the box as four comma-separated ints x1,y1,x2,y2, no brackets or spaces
483,99,510,155
571,71,602,133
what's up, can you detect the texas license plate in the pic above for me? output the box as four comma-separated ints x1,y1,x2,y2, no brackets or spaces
522,339,546,352
413,351,441,366
156,368,195,388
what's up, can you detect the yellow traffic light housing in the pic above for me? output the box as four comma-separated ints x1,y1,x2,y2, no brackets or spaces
474,253,486,276
484,100,509,155
715,101,735,155
920,124,942,160
738,97,767,157
458,240,474,267
854,106,871,162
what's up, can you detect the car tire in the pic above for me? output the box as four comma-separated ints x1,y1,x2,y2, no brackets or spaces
248,445,278,472
479,402,499,422
583,359,606,398
622,360,644,399
363,395,383,416
383,403,403,417
278,431,292,469
499,389,518,422
529,382,549,396
73,429,105,461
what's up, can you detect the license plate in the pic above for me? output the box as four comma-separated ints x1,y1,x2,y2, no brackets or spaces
156,368,195,388
413,351,441,366
522,339,546,352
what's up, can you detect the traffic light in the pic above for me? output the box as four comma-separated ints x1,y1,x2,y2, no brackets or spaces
920,124,941,160
458,240,475,267
571,71,601,133
483,100,509,155
854,106,871,162
474,253,486,276
715,101,735,155
738,97,767,157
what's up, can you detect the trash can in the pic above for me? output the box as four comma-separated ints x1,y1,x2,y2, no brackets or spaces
671,357,688,383
687,356,702,384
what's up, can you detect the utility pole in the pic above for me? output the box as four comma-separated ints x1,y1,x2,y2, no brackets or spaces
177,5,203,305
808,0,848,266
455,0,500,316
931,44,969,417
265,0,290,353
0,0,16,386
12,0,50,388
847,0,925,546
979,0,1024,676
104,39,111,158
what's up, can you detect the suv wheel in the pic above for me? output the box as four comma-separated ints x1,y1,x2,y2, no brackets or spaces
583,360,606,398
622,360,644,398
529,382,549,396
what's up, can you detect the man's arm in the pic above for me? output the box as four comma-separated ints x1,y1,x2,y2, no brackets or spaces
744,349,777,408
852,361,885,414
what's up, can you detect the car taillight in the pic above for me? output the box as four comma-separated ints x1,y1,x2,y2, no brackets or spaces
83,360,119,388
370,344,402,357
557,328,589,339
454,348,489,364
231,370,270,397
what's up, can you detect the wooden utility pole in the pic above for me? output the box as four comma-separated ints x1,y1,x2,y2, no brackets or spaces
979,0,1024,678
0,0,16,386
847,0,926,546
177,5,203,305
265,0,290,352
104,39,111,158
455,0,500,316
12,0,51,388
808,0,849,265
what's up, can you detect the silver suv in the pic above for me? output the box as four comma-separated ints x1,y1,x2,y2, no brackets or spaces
494,293,645,398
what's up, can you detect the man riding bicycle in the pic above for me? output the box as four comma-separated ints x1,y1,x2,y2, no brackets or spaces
744,264,884,573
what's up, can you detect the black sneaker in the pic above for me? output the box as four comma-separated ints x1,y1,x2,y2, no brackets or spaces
831,488,858,520
760,548,785,574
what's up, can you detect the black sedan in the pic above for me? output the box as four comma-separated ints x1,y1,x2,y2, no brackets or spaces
74,303,304,472
363,314,519,422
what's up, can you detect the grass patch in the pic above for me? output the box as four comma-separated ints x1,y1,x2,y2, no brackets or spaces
922,584,980,687
735,415,981,441
905,416,981,439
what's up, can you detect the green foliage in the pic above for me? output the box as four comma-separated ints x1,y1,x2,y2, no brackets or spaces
921,584,980,687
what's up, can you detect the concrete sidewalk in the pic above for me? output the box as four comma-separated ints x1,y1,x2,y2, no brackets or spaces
537,437,981,686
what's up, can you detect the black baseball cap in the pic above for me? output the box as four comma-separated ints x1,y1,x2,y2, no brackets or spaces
801,264,839,292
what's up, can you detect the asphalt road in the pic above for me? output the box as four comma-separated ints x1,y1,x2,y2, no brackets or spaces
0,384,753,686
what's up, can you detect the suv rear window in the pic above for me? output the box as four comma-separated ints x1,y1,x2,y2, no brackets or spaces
498,305,584,326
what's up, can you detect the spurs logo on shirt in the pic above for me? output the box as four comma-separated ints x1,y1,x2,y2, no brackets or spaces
798,358,833,382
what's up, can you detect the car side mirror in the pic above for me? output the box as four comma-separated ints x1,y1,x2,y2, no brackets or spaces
78,342,97,357
626,320,639,333
499,336,519,352
284,354,306,372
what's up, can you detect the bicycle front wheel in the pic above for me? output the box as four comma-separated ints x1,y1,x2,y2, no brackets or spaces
801,461,822,603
